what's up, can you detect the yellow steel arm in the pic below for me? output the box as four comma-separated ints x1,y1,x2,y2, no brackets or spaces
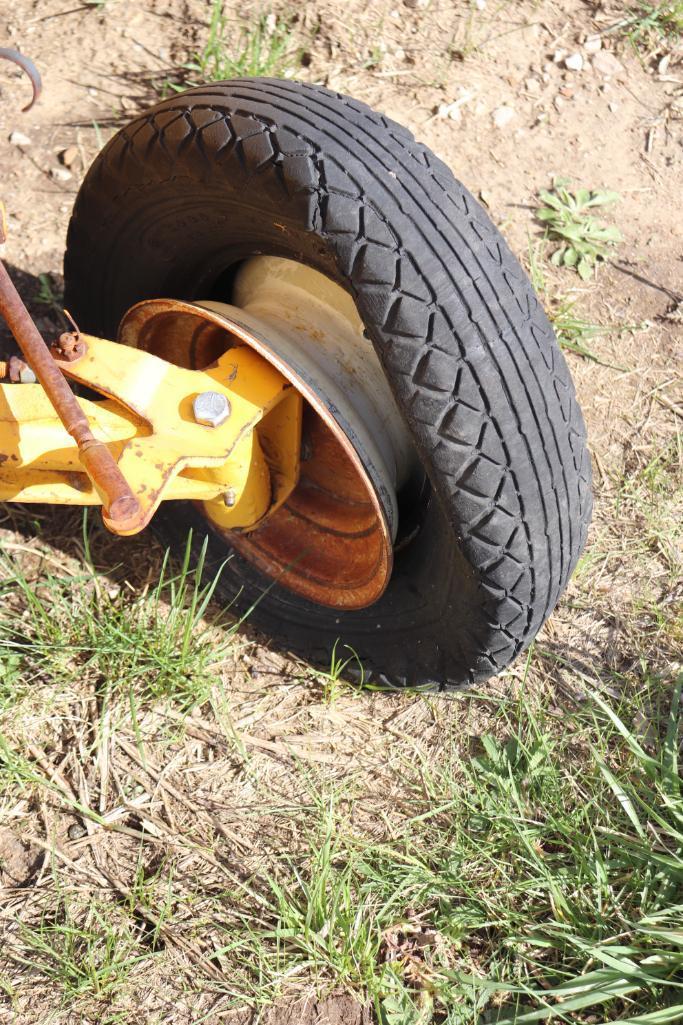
0,334,302,536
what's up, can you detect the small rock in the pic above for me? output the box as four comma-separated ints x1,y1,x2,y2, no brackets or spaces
554,95,565,112
59,145,79,167
608,101,620,112
9,130,31,146
553,49,567,64
559,85,575,98
437,102,462,122
394,46,406,60
403,0,429,7
50,167,72,182
564,52,584,71
585,34,602,53
67,822,88,841
658,54,671,75
525,77,541,94
592,50,624,77
492,105,516,128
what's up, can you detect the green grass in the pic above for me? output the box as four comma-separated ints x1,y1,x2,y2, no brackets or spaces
610,1,683,49
0,529,233,714
537,180,622,281
177,677,683,1021
527,238,641,367
12,896,152,1003
175,2,298,87
1,519,680,1021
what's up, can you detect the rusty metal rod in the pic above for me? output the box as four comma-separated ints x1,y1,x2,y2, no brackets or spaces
0,259,141,526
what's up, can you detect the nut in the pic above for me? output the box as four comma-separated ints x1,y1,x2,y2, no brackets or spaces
193,391,231,428
51,332,85,363
8,355,36,383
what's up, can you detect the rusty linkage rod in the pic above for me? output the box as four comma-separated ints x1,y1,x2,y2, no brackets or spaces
0,254,142,529
0,50,142,530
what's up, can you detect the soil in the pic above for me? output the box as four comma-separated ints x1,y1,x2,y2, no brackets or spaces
0,829,40,887
0,1,681,1023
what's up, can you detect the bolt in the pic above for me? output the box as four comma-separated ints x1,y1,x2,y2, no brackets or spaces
18,364,36,383
51,331,85,363
223,488,237,507
8,354,36,383
193,390,231,428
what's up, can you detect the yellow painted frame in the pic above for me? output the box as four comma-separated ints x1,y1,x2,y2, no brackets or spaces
0,334,302,536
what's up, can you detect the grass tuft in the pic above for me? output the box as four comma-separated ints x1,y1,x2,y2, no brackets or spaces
611,1,683,50
175,2,298,88
0,532,233,714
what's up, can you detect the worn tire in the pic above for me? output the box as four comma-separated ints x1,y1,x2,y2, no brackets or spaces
63,78,592,689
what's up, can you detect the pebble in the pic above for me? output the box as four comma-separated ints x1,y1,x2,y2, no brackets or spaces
492,105,516,128
59,145,79,168
585,34,602,53
437,102,462,122
608,101,620,112
9,130,31,146
565,52,584,71
403,0,429,7
50,167,72,182
554,95,565,112
67,822,87,841
592,50,624,77
525,77,541,94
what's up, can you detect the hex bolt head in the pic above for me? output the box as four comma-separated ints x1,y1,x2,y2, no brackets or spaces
223,488,237,507
193,391,231,428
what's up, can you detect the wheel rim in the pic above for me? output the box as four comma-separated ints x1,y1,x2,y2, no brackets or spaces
118,257,418,610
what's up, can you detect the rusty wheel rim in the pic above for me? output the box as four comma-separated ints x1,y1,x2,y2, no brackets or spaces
118,259,418,611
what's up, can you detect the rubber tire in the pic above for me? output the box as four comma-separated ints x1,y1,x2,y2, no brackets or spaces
63,78,592,690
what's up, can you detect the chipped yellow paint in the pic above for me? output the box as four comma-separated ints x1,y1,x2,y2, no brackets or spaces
0,334,302,535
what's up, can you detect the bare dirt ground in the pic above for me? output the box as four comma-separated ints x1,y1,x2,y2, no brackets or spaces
0,1,681,1023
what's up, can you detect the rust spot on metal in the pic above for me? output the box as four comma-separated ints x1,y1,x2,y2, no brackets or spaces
7,355,29,382
226,409,391,609
51,332,86,363
65,471,91,493
120,297,393,610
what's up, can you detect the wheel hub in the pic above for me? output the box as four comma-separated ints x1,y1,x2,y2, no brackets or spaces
119,258,417,610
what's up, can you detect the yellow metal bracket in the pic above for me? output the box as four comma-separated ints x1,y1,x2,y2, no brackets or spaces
0,335,302,536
